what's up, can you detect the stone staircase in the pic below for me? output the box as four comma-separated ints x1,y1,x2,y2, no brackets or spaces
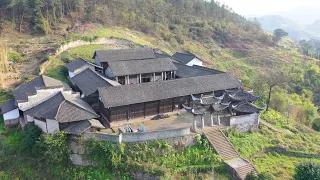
203,127,257,180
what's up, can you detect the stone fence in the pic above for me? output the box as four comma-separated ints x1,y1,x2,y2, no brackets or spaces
83,127,191,143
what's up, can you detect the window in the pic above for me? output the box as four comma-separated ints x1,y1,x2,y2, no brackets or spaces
118,76,126,85
154,72,162,82
165,71,172,80
129,75,138,84
141,73,151,83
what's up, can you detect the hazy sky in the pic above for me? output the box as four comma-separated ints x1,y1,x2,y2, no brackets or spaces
220,0,320,16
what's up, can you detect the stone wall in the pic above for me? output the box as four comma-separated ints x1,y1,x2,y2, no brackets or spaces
121,127,190,143
229,113,259,132
83,132,121,143
83,127,191,143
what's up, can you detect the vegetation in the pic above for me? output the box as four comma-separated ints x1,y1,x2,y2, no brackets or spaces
225,125,320,179
0,125,226,179
274,29,288,39
299,39,320,59
294,162,320,180
85,134,226,178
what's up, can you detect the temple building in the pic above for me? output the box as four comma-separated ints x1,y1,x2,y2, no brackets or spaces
1,47,263,133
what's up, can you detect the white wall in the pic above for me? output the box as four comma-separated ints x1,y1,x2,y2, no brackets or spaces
34,119,48,133
186,58,203,66
3,108,19,121
26,115,34,122
18,88,63,111
69,71,75,78
46,119,60,134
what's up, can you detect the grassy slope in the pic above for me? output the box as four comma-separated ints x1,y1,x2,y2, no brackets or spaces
226,124,320,179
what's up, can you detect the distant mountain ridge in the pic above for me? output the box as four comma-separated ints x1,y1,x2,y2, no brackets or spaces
248,15,320,41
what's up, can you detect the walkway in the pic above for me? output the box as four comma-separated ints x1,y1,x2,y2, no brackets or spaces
202,127,257,180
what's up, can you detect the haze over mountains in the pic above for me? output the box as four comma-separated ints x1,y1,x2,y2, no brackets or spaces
247,5,320,41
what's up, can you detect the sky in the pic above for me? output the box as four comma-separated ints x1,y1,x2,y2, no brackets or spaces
220,0,320,16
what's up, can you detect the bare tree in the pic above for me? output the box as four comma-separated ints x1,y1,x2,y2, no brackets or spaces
255,69,289,111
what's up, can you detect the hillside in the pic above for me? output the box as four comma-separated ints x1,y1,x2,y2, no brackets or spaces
1,0,320,179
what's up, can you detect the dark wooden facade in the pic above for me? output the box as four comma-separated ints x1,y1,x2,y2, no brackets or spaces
99,96,193,123
99,90,227,126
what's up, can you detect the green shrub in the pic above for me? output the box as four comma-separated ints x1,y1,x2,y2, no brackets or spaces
38,132,71,165
21,124,42,153
294,162,320,180
245,172,274,180
312,118,320,131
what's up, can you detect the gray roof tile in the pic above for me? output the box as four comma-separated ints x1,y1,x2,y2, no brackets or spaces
99,73,242,108
70,68,119,96
0,99,18,114
94,48,155,62
172,52,197,64
24,92,99,123
13,75,69,102
174,63,223,78
108,58,178,76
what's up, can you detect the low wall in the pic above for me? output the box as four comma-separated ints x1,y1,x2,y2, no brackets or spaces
229,113,259,132
4,118,19,127
121,127,190,143
83,127,191,143
83,132,120,143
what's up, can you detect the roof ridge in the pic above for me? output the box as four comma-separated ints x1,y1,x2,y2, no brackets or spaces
62,93,98,116
55,99,66,120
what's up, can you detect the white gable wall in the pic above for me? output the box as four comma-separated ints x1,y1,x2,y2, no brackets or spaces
3,108,19,121
46,119,60,134
69,71,75,78
186,58,203,66
34,119,48,133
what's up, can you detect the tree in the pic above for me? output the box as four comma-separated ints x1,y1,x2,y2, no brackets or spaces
294,162,320,180
274,29,288,38
255,69,289,111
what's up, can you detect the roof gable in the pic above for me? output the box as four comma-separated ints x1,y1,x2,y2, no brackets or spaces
70,68,119,96
24,92,99,123
0,99,18,114
99,73,242,108
174,63,223,78
94,48,156,62
172,52,198,64
13,75,67,102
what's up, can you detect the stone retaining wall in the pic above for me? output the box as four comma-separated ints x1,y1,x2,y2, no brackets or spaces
83,127,191,143
229,113,259,132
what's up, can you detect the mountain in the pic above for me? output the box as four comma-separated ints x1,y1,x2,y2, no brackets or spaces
250,15,320,41
274,5,320,25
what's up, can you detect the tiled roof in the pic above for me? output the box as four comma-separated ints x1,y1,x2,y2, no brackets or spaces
62,119,105,135
172,52,197,64
174,63,223,78
13,75,69,102
232,101,264,113
93,48,156,62
108,58,178,76
65,58,102,72
0,99,18,114
99,73,242,108
24,92,99,123
70,68,119,96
